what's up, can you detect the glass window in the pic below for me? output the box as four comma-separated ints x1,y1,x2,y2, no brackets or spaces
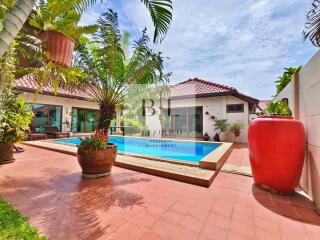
72,108,99,133
30,104,62,132
226,104,244,113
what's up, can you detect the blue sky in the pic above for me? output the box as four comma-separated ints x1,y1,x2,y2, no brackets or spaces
80,0,318,99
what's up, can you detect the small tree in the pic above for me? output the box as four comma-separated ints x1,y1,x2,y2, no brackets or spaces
214,119,230,133
74,10,169,131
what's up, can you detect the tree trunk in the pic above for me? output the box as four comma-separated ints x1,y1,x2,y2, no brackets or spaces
0,0,35,57
98,103,116,132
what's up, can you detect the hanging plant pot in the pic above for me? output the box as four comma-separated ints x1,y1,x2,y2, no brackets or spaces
77,143,117,178
248,116,305,193
0,143,15,164
42,30,75,67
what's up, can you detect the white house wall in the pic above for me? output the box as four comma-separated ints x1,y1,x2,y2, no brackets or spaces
145,95,250,143
22,92,99,132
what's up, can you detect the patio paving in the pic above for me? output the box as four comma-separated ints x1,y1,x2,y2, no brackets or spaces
0,145,320,240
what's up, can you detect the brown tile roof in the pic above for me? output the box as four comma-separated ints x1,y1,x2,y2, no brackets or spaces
170,78,236,97
16,76,259,103
16,75,92,100
169,78,258,103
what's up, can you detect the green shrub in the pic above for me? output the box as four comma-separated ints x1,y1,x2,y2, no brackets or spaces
275,66,302,95
266,100,292,116
214,119,230,132
0,94,34,144
0,198,45,240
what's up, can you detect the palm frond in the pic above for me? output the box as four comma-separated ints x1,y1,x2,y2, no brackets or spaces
141,0,172,43
303,0,320,47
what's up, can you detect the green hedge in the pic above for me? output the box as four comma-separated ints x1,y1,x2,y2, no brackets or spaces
0,198,45,240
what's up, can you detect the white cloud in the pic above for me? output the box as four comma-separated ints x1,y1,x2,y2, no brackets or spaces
81,0,318,99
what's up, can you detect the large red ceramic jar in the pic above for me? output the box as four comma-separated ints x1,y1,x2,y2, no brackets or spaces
248,116,305,193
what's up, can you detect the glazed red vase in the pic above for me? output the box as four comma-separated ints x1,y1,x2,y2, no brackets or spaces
248,116,305,193
42,31,75,67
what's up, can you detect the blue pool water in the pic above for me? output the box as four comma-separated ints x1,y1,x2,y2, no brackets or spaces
53,136,220,162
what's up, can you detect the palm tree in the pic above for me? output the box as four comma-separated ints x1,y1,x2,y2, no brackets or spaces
0,0,172,57
303,0,320,47
74,9,169,130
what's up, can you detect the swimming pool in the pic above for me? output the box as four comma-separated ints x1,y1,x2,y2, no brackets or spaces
53,136,220,163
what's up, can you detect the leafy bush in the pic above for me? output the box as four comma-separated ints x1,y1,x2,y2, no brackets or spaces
79,129,109,150
214,119,230,132
0,94,34,144
266,100,292,116
229,121,244,134
0,197,45,240
275,66,302,95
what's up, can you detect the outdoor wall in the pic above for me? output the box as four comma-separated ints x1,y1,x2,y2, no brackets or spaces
298,50,320,211
274,50,320,210
22,92,99,132
145,95,250,143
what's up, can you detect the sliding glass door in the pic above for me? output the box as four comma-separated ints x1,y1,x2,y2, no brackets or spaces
72,108,98,133
30,104,62,132
162,106,203,138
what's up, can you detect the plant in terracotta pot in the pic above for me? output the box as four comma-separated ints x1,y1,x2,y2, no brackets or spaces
0,94,34,164
77,129,117,178
229,121,244,139
213,119,229,142
249,100,305,194
29,1,99,66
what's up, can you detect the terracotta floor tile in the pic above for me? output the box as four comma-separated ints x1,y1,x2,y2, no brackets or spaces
227,232,253,240
180,215,205,232
254,216,280,233
160,210,185,225
206,212,231,230
139,231,164,240
131,211,158,228
105,233,127,240
229,219,254,238
187,206,210,222
117,222,144,240
168,225,199,240
151,219,177,238
254,227,282,240
200,224,228,240
0,145,319,240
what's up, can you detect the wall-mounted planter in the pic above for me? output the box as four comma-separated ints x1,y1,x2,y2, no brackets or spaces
248,115,305,193
42,30,75,67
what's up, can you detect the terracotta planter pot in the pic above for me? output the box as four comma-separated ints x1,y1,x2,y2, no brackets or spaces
219,132,228,142
234,130,240,137
77,144,117,178
248,116,305,193
42,30,75,67
0,143,15,164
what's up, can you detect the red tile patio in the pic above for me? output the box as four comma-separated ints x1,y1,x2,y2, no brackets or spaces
0,145,319,240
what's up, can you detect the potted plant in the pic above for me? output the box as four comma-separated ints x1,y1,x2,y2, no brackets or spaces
213,119,230,142
77,129,117,178
248,100,305,193
0,94,34,164
29,1,98,66
74,10,168,177
229,121,244,139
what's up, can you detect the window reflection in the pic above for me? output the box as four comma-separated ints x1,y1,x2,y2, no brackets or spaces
30,104,62,132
